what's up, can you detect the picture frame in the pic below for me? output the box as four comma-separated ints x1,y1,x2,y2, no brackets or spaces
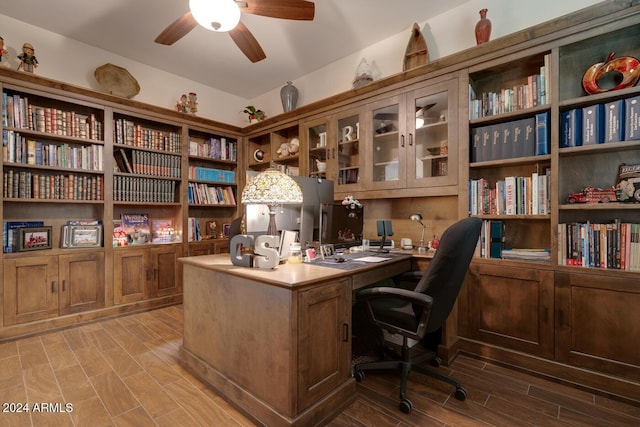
222,223,231,238
18,226,52,251
62,225,103,248
320,244,335,259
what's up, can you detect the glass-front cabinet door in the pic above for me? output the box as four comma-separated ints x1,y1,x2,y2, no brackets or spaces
303,117,330,180
334,107,364,192
406,79,458,188
368,96,406,190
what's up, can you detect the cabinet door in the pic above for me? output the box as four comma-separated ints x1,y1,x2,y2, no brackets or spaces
304,116,330,180
334,108,364,192
59,252,105,315
113,248,149,304
406,79,458,188
151,244,183,297
297,279,351,411
368,95,407,190
555,271,640,380
466,263,554,358
3,256,59,325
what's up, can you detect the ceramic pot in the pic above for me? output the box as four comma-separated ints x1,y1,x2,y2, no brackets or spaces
280,81,298,112
475,9,491,45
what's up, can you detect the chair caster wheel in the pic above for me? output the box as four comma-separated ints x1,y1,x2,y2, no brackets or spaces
354,371,365,382
430,356,442,367
399,398,412,414
455,387,467,401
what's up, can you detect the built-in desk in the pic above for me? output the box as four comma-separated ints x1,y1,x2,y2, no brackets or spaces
179,253,412,427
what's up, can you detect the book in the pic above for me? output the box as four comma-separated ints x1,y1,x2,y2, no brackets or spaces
118,149,133,173
480,125,491,162
560,108,582,147
491,124,502,161
470,127,481,162
582,104,604,145
521,117,536,157
535,112,550,155
501,122,513,160
604,99,625,143
625,95,640,141
151,218,177,243
120,213,150,244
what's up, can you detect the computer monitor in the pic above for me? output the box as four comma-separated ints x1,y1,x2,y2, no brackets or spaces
320,203,364,249
376,220,393,253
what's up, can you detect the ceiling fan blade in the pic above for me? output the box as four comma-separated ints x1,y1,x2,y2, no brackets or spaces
155,12,198,45
239,0,315,21
229,21,266,63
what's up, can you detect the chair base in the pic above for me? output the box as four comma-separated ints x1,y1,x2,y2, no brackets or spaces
353,345,467,413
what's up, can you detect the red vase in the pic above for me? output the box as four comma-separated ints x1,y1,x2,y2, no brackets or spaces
475,9,491,45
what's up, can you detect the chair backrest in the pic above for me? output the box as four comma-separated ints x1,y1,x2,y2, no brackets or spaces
414,217,482,334
228,216,243,240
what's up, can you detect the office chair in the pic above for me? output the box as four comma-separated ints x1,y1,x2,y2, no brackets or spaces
228,216,243,240
353,217,482,414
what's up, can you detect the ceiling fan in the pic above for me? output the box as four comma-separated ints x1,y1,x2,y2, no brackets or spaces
155,0,315,63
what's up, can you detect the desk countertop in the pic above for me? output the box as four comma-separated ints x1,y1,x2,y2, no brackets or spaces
179,252,413,290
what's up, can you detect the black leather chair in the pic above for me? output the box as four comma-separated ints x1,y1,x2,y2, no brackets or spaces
353,217,482,413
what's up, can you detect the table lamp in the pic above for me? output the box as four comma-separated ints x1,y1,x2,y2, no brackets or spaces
410,213,427,253
241,168,303,236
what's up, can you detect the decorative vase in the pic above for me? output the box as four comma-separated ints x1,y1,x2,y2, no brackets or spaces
280,81,298,112
475,9,491,45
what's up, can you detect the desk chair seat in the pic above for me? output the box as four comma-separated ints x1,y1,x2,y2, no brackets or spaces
353,217,482,414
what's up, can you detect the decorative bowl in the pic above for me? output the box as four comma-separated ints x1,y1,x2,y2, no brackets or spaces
582,52,640,95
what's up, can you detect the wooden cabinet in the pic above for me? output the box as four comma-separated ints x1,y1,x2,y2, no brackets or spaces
113,244,182,304
303,116,331,180
297,279,351,411
188,238,230,256
555,270,640,382
333,107,364,192
4,252,105,325
465,262,555,359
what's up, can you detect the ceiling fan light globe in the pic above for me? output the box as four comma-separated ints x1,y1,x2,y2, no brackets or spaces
189,0,241,32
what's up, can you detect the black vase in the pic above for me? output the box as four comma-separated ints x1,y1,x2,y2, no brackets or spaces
280,81,298,112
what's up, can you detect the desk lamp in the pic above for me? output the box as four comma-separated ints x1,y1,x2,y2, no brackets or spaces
410,213,427,253
241,168,303,236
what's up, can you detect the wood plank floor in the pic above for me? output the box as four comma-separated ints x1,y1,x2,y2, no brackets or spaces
1,305,639,426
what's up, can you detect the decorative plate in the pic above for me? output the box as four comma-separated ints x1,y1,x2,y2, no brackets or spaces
94,63,140,99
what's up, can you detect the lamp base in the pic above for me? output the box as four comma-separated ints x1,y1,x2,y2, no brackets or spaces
267,207,278,236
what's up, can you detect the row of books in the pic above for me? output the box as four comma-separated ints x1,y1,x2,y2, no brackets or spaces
476,220,551,262
470,112,549,162
3,130,103,171
3,220,45,253
558,221,640,271
276,164,300,176
561,95,640,147
338,168,359,185
188,137,237,161
3,170,103,200
187,217,202,242
469,54,550,119
113,118,180,153
113,214,180,246
113,176,176,203
187,166,235,183
2,92,103,140
114,149,181,177
187,183,236,205
469,171,550,216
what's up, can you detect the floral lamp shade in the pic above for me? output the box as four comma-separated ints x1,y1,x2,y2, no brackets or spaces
241,168,303,235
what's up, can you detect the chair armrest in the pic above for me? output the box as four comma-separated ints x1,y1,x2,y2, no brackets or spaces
357,286,433,309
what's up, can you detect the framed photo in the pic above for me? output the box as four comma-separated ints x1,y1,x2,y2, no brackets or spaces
18,226,52,251
222,223,231,238
62,225,103,248
320,244,335,259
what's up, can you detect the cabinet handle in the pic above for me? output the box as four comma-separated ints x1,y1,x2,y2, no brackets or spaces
62,280,66,292
343,323,349,342
409,133,413,146
154,268,158,280
401,134,405,148
332,147,336,159
51,281,56,293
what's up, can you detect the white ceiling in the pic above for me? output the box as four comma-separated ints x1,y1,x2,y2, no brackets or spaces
0,0,468,99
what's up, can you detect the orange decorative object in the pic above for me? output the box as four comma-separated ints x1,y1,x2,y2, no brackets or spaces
582,52,640,95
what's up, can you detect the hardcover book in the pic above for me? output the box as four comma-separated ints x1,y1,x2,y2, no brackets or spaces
604,100,625,143
521,117,536,158
535,112,550,155
470,127,481,162
625,95,640,141
560,108,582,147
582,104,604,145
120,213,150,244
491,124,502,161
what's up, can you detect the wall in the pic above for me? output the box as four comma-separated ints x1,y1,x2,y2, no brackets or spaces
0,0,601,127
